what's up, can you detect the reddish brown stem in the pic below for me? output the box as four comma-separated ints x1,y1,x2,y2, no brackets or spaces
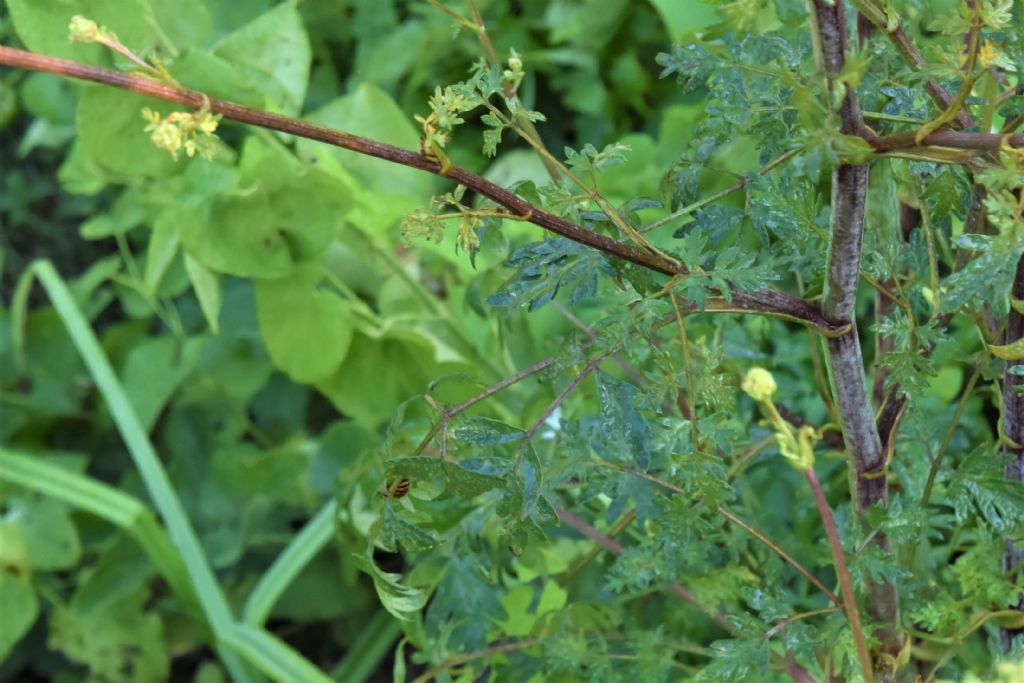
805,468,874,683
0,45,844,335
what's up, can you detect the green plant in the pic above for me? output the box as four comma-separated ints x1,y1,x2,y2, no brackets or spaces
1,1,1022,682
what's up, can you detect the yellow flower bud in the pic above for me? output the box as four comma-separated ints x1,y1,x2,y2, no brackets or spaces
69,15,101,43
741,367,777,402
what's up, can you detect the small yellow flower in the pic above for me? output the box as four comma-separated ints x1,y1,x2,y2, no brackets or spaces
977,41,1012,70
741,367,777,402
143,108,184,159
141,107,220,161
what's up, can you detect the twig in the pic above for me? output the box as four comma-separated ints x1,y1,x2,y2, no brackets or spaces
670,294,700,447
804,468,874,683
600,462,842,608
809,2,897,670
555,506,734,632
850,0,974,129
0,45,845,336
920,364,982,507
411,639,540,683
551,301,645,386
871,130,1024,152
561,510,636,583
412,355,560,455
521,355,604,445
1001,256,1024,650
641,148,800,233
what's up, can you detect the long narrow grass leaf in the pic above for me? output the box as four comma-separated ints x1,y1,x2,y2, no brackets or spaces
224,624,336,683
244,499,338,626
329,609,401,683
0,447,194,606
30,260,260,683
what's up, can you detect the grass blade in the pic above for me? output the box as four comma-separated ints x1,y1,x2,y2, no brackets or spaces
0,447,195,606
244,499,338,626
224,624,336,683
30,260,258,682
329,609,401,683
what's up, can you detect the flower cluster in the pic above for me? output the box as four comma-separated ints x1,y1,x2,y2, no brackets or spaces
141,106,220,161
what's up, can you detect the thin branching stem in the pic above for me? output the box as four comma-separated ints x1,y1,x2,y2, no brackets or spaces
521,355,605,445
804,467,874,683
920,364,984,507
412,355,561,455
555,506,735,632
850,0,975,129
0,45,853,337
641,148,801,233
600,462,842,607
670,294,700,447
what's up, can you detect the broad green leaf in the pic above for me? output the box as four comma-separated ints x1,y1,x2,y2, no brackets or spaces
144,215,180,296
120,336,205,431
316,330,456,426
168,49,267,109
76,88,180,180
386,456,505,499
49,588,169,683
20,72,77,125
426,555,506,651
441,462,506,499
147,0,212,53
236,136,348,262
79,183,167,240
297,83,434,205
649,0,720,39
253,264,354,383
213,1,311,115
353,550,426,622
8,0,150,61
0,448,194,608
0,497,81,571
70,532,156,615
179,189,294,279
6,0,212,59
380,506,440,552
497,580,567,637
0,571,38,661
184,254,222,334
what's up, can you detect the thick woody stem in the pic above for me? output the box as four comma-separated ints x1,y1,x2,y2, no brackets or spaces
0,45,847,336
808,1,901,675
1002,256,1024,651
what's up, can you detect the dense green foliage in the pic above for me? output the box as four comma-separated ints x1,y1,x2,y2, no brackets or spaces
1,1,1023,682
